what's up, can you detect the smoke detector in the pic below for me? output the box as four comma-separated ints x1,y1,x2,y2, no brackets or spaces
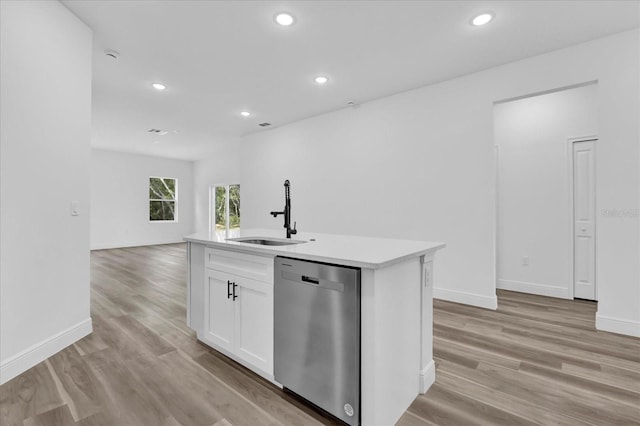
104,49,120,59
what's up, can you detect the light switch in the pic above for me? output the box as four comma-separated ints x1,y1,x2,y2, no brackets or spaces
522,256,529,266
70,201,80,216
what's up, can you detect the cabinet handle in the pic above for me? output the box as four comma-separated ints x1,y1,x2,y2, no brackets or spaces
227,280,232,299
232,282,238,301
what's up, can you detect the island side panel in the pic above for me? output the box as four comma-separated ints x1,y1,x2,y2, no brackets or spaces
420,253,436,392
360,257,423,426
188,242,205,336
360,268,375,425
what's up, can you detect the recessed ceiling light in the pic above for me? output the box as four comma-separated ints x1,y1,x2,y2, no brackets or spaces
471,12,494,26
240,111,251,117
314,76,329,85
275,12,295,26
152,83,166,91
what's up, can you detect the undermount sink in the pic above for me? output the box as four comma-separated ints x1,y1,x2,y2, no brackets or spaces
226,236,307,246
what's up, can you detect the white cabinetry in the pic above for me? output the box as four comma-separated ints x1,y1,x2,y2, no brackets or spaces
186,230,444,426
202,248,274,378
204,269,234,351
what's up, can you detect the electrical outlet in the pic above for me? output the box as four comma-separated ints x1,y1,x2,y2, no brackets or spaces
424,261,433,288
522,256,529,266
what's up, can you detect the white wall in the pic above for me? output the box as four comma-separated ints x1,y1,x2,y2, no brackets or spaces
91,149,194,249
193,140,241,234
1,0,93,383
209,29,638,335
495,84,598,299
237,77,499,310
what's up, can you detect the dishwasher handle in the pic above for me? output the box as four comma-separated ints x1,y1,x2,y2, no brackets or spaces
301,275,319,285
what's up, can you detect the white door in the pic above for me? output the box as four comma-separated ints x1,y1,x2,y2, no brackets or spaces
205,269,235,351
573,140,596,300
234,276,273,374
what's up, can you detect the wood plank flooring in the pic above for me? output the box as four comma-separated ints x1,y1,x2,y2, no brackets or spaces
1,243,638,425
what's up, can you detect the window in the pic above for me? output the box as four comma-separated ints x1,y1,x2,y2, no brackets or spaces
212,184,240,235
149,177,177,222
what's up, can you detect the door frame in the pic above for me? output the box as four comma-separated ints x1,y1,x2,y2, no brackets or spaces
567,135,598,300
209,184,230,235
210,183,240,237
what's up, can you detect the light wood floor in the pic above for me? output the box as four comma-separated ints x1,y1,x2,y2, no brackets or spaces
1,243,638,425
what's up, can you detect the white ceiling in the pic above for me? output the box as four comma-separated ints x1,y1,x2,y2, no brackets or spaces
62,0,639,161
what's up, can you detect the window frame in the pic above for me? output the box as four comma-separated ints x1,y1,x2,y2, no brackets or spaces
210,183,240,237
149,176,179,223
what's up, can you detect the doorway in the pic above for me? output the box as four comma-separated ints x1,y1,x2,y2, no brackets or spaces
209,183,241,238
494,83,598,301
571,139,597,300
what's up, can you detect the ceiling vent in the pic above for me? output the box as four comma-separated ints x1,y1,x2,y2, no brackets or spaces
147,128,169,135
258,122,271,127
104,49,120,59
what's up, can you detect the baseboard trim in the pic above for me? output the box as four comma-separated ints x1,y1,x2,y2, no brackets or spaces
0,318,92,385
497,279,569,299
596,313,640,337
419,359,436,394
91,240,185,250
433,287,497,310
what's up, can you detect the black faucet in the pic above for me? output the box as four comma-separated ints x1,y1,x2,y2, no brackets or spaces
270,179,297,238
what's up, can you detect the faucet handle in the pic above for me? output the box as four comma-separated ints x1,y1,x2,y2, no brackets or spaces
291,221,297,235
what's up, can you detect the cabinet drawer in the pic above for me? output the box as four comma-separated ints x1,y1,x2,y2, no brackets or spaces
205,247,274,283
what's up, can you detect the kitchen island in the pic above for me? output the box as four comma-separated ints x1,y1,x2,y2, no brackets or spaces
184,229,444,426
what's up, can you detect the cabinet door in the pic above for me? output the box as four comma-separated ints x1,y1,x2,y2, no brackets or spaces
204,269,235,352
234,276,273,375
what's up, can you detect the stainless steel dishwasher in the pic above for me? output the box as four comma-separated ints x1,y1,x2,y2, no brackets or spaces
274,256,361,425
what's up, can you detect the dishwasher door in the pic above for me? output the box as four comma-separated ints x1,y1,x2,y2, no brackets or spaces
274,256,361,425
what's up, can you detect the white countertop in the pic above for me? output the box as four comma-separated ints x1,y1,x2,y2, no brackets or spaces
184,228,445,269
